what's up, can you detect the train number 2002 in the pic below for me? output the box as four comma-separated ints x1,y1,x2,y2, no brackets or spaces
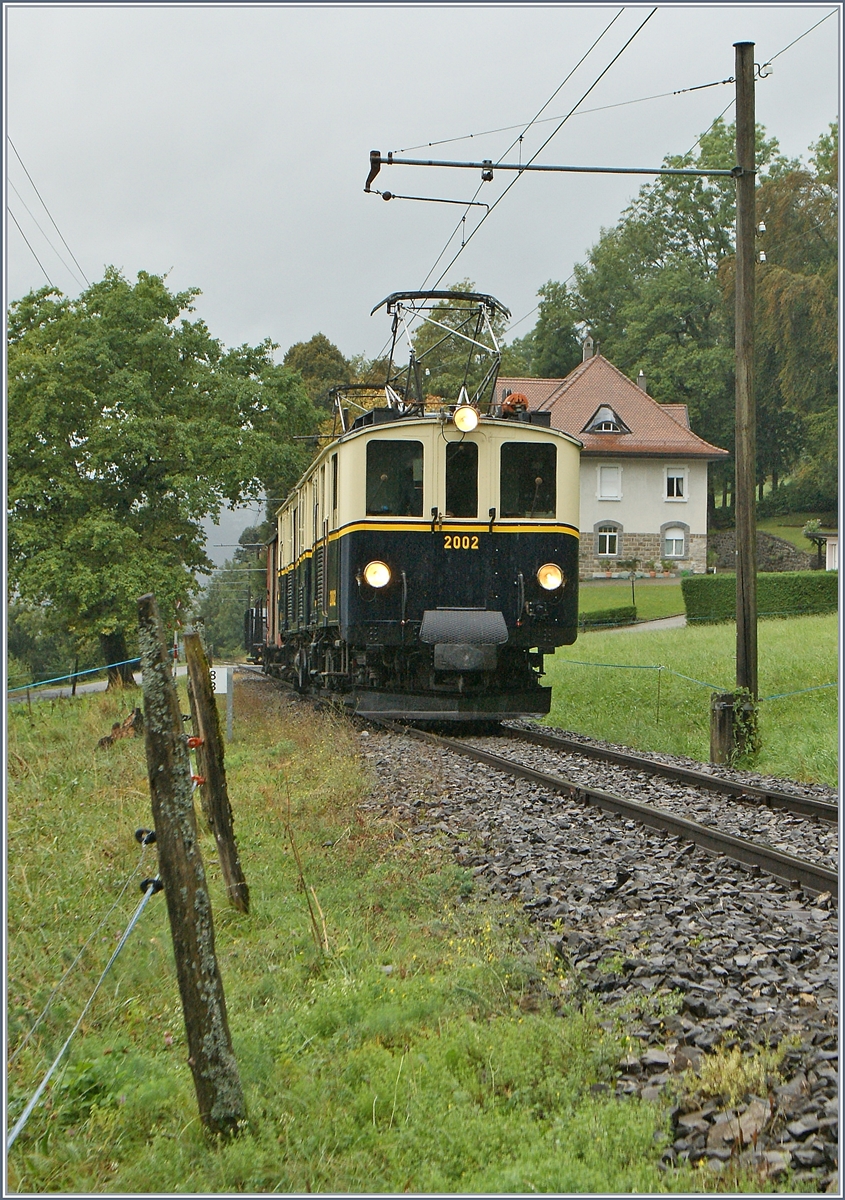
444,534,479,550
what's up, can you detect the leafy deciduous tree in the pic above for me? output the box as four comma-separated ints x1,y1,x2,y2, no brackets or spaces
7,268,318,682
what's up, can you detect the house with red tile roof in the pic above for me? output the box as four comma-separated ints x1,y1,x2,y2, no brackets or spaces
498,350,729,578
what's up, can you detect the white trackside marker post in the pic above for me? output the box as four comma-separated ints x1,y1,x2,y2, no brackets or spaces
210,666,233,742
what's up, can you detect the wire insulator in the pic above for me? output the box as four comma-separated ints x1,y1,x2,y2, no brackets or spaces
186,737,204,748
134,828,157,845
140,878,164,895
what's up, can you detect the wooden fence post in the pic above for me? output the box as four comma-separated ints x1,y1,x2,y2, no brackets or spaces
137,594,246,1137
184,633,250,913
710,692,735,765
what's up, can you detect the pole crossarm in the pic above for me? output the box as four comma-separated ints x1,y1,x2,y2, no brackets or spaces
364,149,741,190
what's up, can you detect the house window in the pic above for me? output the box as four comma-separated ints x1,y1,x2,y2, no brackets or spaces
598,465,621,500
663,526,686,557
666,467,686,500
596,524,621,556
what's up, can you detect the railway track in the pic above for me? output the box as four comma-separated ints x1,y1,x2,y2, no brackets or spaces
241,671,838,1186
500,724,838,823
368,719,838,899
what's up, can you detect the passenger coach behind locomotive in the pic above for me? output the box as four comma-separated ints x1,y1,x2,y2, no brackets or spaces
260,290,581,721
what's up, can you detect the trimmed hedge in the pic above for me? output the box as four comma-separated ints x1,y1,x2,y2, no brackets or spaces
682,571,838,624
579,606,636,630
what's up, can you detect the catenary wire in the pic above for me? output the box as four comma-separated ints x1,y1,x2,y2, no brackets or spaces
8,180,87,291
418,8,625,292
767,9,838,62
8,137,90,286
8,208,54,286
397,76,734,155
428,8,658,293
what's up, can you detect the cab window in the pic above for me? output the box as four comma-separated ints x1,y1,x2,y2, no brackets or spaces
500,443,556,518
366,440,424,516
445,441,478,517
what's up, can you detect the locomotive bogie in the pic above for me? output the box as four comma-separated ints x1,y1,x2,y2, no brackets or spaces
261,409,581,721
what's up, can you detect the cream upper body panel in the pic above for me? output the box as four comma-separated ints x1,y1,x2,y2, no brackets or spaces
276,416,581,568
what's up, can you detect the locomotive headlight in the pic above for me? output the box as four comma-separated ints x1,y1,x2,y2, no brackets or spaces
453,404,479,433
363,560,391,588
537,563,564,591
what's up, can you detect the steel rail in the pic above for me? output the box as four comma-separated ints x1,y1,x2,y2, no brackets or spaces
370,720,837,900
500,726,839,823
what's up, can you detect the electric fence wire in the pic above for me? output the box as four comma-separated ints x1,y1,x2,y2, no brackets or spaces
7,877,162,1152
7,136,91,286
418,7,627,293
8,844,152,1066
427,7,659,294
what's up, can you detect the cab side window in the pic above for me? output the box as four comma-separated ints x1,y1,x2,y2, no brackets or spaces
500,443,556,517
445,441,478,517
366,440,424,516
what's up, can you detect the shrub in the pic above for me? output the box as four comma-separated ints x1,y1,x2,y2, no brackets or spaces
682,571,838,624
579,606,636,630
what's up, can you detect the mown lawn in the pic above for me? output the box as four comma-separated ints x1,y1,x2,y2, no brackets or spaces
579,578,684,622
544,613,838,785
8,682,717,1194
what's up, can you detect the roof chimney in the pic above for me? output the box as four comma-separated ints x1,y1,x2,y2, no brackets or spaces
636,369,648,394
582,334,594,362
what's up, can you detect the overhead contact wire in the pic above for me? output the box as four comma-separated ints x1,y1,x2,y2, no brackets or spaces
8,208,53,286
418,7,626,291
7,136,90,286
429,7,659,291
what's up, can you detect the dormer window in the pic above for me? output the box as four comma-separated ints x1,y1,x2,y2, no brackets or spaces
583,405,630,435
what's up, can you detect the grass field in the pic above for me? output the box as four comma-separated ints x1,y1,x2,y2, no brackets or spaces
545,614,838,785
755,514,829,554
7,628,835,1192
9,683,710,1194
579,579,684,622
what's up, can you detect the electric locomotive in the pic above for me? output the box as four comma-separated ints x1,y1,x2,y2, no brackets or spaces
258,290,581,721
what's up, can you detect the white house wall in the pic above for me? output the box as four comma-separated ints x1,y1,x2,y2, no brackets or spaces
579,457,709,576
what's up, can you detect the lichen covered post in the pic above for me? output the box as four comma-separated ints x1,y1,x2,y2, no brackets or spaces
184,631,250,913
137,593,246,1137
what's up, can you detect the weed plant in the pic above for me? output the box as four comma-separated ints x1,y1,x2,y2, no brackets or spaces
544,614,838,785
6,682,714,1193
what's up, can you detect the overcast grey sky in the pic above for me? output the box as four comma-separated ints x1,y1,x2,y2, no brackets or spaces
5,2,840,562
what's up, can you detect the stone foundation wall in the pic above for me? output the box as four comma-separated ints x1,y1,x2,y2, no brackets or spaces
708,530,813,572
579,532,707,578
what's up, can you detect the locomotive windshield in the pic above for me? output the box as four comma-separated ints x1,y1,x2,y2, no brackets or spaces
500,443,557,518
445,441,478,517
366,440,424,516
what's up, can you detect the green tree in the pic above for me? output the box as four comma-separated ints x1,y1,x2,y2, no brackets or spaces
7,268,318,683
283,333,351,409
558,119,812,509
196,526,268,657
526,281,582,378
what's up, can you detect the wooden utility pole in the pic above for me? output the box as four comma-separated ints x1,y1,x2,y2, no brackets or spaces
137,594,246,1137
184,632,250,913
734,41,758,700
